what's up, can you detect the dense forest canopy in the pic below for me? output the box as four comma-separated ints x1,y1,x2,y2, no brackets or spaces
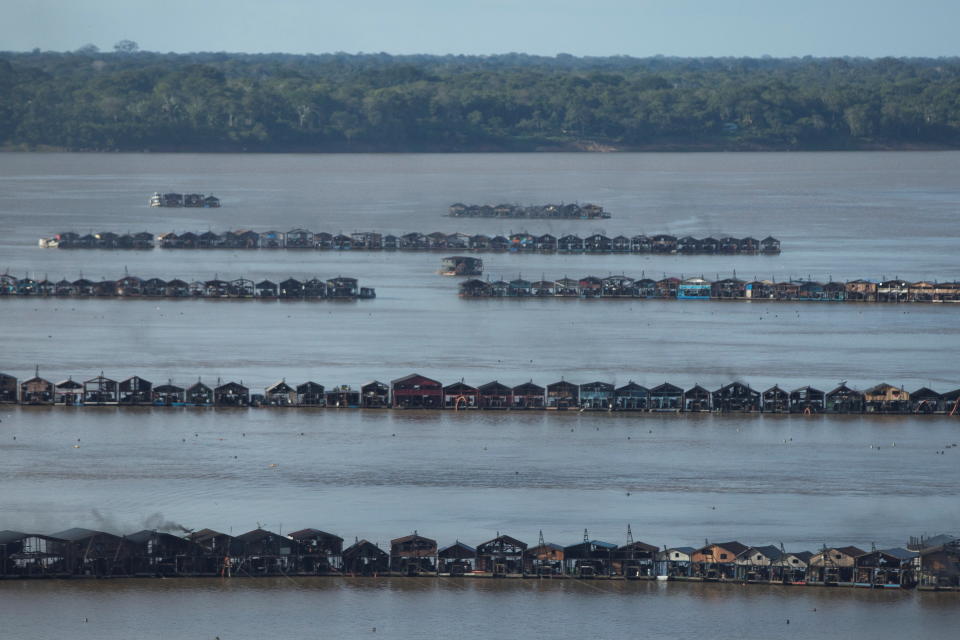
1,50,959,151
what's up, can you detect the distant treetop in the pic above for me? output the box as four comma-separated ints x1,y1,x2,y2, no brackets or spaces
1,50,959,152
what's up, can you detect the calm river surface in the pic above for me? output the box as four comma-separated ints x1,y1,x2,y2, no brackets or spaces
0,152,958,639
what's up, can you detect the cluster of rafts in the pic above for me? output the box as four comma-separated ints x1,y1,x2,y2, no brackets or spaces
38,230,780,254
460,274,960,303
0,275,374,300
2,528,957,589
3,372,957,415
449,202,610,219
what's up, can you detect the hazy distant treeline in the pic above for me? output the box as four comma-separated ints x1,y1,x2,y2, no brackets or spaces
2,50,959,152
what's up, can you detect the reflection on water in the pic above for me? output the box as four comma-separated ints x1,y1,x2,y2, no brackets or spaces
1,408,958,548
0,578,957,640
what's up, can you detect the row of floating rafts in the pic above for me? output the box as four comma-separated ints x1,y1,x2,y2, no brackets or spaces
458,274,960,303
0,275,374,300
4,372,959,415
39,230,781,254
1,526,952,587
449,202,611,219
149,192,220,207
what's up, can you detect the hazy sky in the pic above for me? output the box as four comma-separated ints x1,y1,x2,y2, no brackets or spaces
4,0,958,58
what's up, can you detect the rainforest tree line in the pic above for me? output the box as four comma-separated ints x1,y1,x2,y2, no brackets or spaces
1,49,959,151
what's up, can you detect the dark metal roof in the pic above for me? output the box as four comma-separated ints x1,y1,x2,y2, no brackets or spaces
698,541,750,557
0,530,28,544
287,528,343,542
878,547,918,561
438,541,477,556
390,373,441,386
745,545,783,561
50,527,116,541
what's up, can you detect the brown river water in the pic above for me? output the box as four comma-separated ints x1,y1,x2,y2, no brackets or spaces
0,152,958,639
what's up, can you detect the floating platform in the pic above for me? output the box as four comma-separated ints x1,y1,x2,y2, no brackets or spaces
449,202,610,219
459,274,960,303
0,525,951,589
4,370,959,415
0,275,374,300
37,230,781,254
149,192,220,207
440,256,483,276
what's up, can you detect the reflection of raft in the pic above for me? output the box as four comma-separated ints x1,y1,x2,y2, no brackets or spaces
440,256,483,276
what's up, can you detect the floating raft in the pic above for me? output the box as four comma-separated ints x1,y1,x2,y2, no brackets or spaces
0,275,374,300
449,202,611,219
0,525,952,588
149,192,220,207
459,274,960,303
38,230,781,254
4,370,958,415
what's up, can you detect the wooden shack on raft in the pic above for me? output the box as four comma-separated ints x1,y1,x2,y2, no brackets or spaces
825,384,864,413
186,380,213,406
343,540,390,576
391,374,442,409
691,541,749,580
51,528,131,577
475,534,527,575
54,378,83,405
563,534,618,577
390,533,437,575
0,530,71,577
360,381,390,408
477,381,512,409
83,373,118,405
512,381,545,409
119,376,153,405
152,381,185,405
443,381,479,409
287,529,343,573
125,530,198,576
546,380,579,410
265,380,297,406
762,385,789,413
326,385,360,408
214,381,250,407
712,382,761,413
234,528,299,575
0,373,16,403
863,383,909,413
807,546,866,584
615,382,649,410
438,541,477,575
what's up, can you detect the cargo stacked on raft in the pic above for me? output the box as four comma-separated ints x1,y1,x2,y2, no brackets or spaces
449,202,610,219
458,274,960,303
3,369,959,415
38,230,781,254
0,523,955,588
0,274,374,300
149,192,220,207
